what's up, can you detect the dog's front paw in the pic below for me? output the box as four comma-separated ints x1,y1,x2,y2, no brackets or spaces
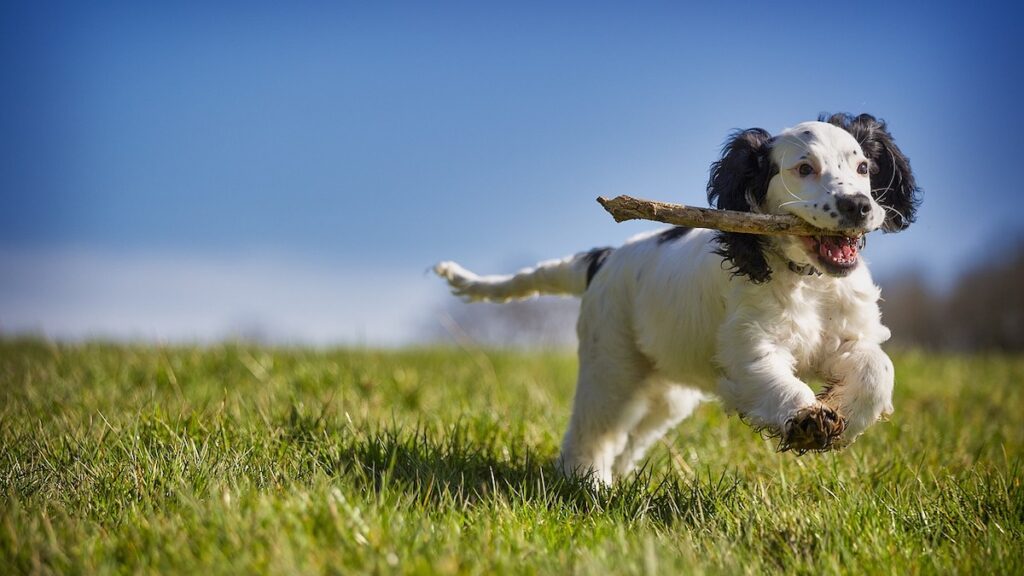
780,403,846,454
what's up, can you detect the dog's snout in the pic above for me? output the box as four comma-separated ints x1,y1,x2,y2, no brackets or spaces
836,194,872,222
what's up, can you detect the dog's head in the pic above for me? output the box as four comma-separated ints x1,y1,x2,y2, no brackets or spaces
707,113,920,282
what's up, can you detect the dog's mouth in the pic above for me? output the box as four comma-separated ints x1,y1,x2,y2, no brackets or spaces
800,234,863,275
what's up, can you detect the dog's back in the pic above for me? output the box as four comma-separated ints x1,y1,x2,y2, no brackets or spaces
580,226,727,387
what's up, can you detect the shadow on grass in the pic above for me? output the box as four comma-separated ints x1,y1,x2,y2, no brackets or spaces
285,413,738,527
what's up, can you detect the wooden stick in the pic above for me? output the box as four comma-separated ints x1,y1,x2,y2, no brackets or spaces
597,195,828,236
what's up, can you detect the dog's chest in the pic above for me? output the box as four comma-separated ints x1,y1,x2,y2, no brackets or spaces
772,284,829,369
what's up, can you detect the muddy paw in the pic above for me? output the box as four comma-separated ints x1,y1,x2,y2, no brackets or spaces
780,403,847,454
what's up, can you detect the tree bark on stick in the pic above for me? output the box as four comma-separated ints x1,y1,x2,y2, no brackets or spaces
596,195,830,236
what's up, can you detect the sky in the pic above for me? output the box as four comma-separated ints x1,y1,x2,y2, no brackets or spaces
2,1,1022,345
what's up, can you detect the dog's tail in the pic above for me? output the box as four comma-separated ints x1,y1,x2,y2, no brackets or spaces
433,247,612,302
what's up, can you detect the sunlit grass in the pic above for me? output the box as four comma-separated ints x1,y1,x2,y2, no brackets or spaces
1,341,1021,574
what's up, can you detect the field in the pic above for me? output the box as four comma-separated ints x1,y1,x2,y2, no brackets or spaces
1,340,1022,574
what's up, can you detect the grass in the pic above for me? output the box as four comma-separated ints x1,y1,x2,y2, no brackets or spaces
1,340,1022,575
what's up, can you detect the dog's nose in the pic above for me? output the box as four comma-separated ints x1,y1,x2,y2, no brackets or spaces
836,194,872,222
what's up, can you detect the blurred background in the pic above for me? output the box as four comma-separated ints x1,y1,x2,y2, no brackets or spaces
2,2,1022,351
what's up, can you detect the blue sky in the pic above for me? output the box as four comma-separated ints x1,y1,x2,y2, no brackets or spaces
2,2,1021,344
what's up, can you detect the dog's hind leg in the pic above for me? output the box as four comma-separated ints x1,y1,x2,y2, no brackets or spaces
557,350,652,486
611,384,706,479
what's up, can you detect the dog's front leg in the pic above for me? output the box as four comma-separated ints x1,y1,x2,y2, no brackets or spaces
818,341,895,446
716,329,845,452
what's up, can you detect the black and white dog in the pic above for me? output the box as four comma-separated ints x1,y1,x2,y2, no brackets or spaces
435,113,919,484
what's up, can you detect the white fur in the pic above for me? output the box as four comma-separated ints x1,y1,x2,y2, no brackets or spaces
435,122,897,485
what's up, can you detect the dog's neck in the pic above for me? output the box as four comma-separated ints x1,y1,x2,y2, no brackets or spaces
763,242,822,278
787,260,821,277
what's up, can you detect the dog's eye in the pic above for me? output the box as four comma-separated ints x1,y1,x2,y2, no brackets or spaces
797,163,814,177
857,161,869,175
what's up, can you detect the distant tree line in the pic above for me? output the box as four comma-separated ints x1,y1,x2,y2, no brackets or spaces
880,242,1024,352
427,243,1024,353
425,296,578,350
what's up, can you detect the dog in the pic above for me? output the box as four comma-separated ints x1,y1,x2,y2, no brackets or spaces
435,113,920,485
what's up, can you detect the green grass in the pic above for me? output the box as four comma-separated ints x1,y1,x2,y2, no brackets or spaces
1,340,1022,575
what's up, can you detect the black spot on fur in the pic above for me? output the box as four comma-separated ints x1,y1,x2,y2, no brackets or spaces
820,112,921,232
656,226,692,244
823,203,830,211
707,128,775,283
584,247,613,288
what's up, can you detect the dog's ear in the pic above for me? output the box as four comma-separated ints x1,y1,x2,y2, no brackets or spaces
706,128,775,283
822,113,921,232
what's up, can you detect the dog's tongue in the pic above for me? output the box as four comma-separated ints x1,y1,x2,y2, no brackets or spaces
819,235,858,263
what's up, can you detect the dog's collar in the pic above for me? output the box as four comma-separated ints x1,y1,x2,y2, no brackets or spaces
787,260,821,277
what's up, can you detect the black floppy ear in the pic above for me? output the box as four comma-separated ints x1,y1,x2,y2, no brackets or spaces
706,128,776,283
821,113,921,232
